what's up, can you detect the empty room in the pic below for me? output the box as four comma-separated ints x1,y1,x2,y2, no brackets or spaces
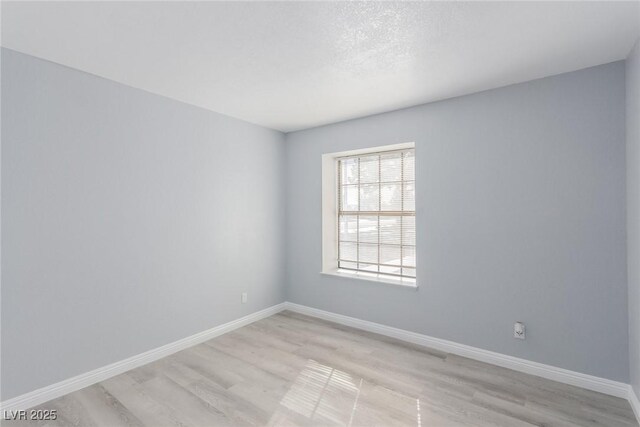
2,1,640,426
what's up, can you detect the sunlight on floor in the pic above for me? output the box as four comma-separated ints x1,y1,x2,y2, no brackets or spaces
272,359,360,425
268,359,423,426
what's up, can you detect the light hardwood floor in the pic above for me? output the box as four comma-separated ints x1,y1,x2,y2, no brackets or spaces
5,311,637,427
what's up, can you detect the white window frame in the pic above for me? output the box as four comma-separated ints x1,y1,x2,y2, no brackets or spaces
321,142,417,288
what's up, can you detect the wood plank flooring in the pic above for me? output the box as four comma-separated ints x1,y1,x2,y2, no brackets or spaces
4,311,637,426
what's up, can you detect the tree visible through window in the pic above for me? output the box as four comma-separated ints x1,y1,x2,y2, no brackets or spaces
337,149,415,278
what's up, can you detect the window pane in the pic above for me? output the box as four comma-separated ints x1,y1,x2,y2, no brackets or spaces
402,216,415,246
380,152,402,182
403,150,415,181
403,182,415,211
359,263,379,273
381,183,402,211
341,185,358,211
380,245,401,266
339,241,357,262
358,243,378,264
402,246,416,267
339,215,358,242
340,158,359,185
402,267,416,278
380,265,402,275
359,155,379,183
360,184,379,211
339,261,357,270
380,216,401,245
358,216,378,243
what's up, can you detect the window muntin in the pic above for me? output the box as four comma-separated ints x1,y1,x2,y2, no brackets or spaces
337,149,415,279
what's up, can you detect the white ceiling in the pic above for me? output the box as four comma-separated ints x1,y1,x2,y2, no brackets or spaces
2,1,639,132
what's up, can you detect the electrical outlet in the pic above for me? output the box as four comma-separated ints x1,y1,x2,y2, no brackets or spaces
514,322,525,340
241,292,248,304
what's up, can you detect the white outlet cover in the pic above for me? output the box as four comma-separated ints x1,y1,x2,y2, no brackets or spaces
514,322,525,340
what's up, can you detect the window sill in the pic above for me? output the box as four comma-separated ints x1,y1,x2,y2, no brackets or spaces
320,269,418,289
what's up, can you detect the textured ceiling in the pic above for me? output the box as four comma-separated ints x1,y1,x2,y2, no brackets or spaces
2,1,639,132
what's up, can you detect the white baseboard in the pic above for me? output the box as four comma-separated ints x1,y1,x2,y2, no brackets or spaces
0,302,287,412
283,302,630,399
629,385,640,424
2,300,635,418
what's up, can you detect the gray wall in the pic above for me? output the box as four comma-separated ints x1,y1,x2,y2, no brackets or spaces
628,38,640,397
1,45,632,400
1,48,286,400
285,62,629,382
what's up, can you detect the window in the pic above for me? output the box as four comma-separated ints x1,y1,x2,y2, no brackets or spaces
321,144,415,285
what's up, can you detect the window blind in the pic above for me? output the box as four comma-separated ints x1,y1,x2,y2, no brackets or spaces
337,148,416,278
